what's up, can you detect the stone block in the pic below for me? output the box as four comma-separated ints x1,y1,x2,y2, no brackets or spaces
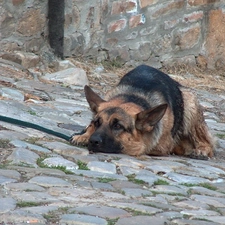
111,0,137,14
129,42,151,61
106,38,119,46
101,0,110,17
204,9,225,69
0,41,22,52
164,19,180,30
139,0,159,8
188,0,219,7
118,45,130,62
24,38,44,53
63,33,85,57
1,14,16,38
108,19,127,33
140,26,157,36
16,52,40,69
174,24,201,50
56,60,76,71
108,46,129,62
163,55,196,67
125,31,138,40
60,214,107,225
183,11,203,23
151,34,173,55
42,157,79,172
196,55,207,69
1,51,39,69
152,0,185,18
178,55,197,66
0,87,24,102
138,42,151,61
7,148,39,168
1,52,22,65
12,0,25,5
43,68,89,87
64,6,80,30
129,14,146,28
17,9,45,36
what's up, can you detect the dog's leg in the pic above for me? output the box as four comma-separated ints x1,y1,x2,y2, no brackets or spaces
181,88,214,158
190,120,214,158
70,122,95,146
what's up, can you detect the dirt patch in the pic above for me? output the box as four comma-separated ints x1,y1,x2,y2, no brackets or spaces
69,58,225,95
162,64,225,94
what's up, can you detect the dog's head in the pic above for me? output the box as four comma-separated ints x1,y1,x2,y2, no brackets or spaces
84,85,167,156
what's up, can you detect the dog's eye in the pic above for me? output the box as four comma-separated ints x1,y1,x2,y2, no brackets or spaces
113,123,124,130
94,119,101,128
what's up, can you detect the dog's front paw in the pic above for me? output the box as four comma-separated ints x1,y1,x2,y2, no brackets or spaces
189,148,213,160
70,134,89,146
189,151,209,160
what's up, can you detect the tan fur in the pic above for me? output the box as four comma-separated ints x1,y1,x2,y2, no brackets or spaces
177,88,214,157
71,122,95,145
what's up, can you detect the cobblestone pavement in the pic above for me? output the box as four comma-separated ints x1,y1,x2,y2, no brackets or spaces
0,61,225,225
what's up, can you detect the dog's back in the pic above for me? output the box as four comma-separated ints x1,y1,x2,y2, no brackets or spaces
106,65,184,138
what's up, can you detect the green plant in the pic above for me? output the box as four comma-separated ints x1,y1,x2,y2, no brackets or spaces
124,207,152,216
17,201,43,207
77,160,90,170
216,133,225,139
25,137,40,144
16,162,35,168
181,182,217,191
107,218,119,225
151,190,185,197
199,183,217,191
153,179,169,185
43,211,59,223
58,207,70,213
209,205,222,214
183,214,191,219
98,177,116,183
36,156,48,168
180,183,196,187
126,174,146,185
0,139,11,148
28,110,37,116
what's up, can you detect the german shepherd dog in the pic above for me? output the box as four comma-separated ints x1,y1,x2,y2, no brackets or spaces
71,65,214,158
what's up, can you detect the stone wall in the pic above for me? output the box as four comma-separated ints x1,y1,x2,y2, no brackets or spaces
0,0,47,54
1,0,225,70
104,0,225,69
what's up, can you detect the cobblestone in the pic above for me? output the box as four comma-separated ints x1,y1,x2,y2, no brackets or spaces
0,61,225,224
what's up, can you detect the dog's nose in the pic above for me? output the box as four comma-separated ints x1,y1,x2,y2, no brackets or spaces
89,133,103,147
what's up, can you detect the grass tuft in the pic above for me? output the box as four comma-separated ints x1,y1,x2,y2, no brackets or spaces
27,110,37,116
17,201,43,207
107,218,119,225
216,133,225,139
124,207,152,216
181,182,217,191
126,174,146,185
154,179,169,185
77,160,90,170
0,139,11,148
98,177,116,183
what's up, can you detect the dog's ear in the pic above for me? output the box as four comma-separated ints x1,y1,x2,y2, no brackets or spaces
135,104,167,132
84,85,105,113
